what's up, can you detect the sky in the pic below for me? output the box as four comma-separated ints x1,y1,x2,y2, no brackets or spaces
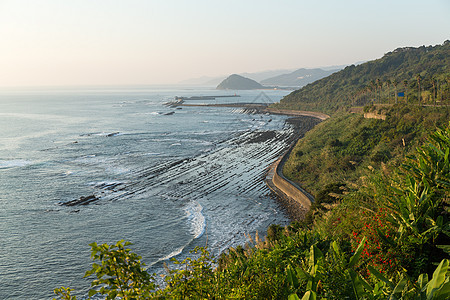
0,0,449,87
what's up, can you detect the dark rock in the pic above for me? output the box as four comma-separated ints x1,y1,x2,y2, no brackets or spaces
59,195,99,206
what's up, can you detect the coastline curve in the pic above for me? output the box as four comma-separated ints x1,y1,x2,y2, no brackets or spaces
265,111,328,219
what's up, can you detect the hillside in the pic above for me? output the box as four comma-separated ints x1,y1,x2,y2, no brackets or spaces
216,74,265,90
283,105,450,197
53,42,450,299
273,41,450,113
260,68,338,87
54,119,450,299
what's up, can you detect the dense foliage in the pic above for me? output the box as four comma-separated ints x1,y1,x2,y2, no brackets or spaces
54,122,450,299
54,41,450,299
283,105,450,197
273,41,450,113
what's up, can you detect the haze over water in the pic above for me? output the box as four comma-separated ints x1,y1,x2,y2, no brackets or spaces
0,86,295,299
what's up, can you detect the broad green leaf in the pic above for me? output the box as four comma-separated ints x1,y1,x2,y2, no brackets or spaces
433,280,450,299
287,265,299,289
417,273,429,290
392,276,407,295
288,293,301,300
331,241,340,256
301,290,317,300
349,269,366,299
309,245,324,268
427,259,449,298
367,265,394,289
348,237,366,268
296,266,312,281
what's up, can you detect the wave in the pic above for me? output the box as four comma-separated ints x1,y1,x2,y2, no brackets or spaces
0,159,33,169
144,152,161,156
184,200,206,239
150,201,206,266
153,247,185,265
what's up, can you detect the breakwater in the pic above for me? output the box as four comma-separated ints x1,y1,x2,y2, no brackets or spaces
174,102,330,121
175,95,240,101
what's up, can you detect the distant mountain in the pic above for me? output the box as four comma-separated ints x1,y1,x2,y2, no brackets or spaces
216,74,265,90
239,69,296,82
179,69,295,86
273,41,450,113
178,66,346,86
261,68,338,87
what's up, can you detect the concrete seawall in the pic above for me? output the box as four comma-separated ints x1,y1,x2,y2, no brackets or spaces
272,154,313,210
266,143,314,214
265,108,330,121
265,113,326,218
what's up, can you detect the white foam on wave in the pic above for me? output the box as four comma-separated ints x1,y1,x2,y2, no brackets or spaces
144,152,161,156
150,201,206,265
0,159,33,169
154,247,184,265
184,200,206,239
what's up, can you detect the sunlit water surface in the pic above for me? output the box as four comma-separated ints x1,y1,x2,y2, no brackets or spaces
0,87,293,299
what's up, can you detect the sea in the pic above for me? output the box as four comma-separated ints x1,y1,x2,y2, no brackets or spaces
0,86,295,299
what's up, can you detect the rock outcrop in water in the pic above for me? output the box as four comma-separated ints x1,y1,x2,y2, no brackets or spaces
59,195,100,206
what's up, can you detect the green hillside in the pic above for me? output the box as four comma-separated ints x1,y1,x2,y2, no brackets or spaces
283,105,450,197
54,122,450,299
273,41,450,113
53,42,450,299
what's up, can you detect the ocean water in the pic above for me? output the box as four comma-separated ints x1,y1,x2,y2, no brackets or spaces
0,86,294,299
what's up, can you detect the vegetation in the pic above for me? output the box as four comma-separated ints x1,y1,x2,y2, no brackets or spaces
54,122,449,299
54,42,449,299
272,41,450,113
283,105,450,197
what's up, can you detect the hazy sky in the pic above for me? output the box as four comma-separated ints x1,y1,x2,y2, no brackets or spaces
0,0,449,87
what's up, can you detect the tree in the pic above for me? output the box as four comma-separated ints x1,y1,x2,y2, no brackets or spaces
432,76,437,106
393,79,399,104
385,79,392,103
403,79,409,102
54,240,156,300
416,74,422,104
376,78,382,104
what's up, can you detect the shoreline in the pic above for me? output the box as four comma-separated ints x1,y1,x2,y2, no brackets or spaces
265,114,325,220
172,101,328,220
176,102,330,121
